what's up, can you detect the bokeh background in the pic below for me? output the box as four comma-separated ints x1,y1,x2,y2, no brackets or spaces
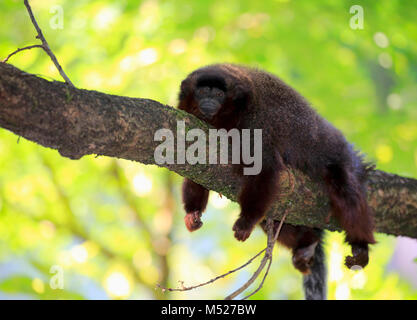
0,0,416,299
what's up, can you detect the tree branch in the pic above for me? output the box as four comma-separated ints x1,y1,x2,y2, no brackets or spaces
0,62,416,238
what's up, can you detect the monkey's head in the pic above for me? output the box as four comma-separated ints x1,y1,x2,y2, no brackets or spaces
178,65,252,126
193,81,226,120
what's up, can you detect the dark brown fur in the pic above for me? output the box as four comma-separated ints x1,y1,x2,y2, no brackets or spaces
178,64,375,272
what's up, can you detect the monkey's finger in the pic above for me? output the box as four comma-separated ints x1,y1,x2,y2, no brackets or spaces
232,217,254,241
234,229,251,241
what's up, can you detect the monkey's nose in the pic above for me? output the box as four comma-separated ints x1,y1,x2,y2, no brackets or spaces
199,99,220,119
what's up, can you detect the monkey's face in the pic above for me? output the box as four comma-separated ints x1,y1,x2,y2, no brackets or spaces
194,86,226,120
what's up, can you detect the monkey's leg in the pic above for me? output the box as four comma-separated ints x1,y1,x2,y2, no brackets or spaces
324,164,375,269
182,178,209,232
233,165,281,241
260,221,322,274
261,222,327,300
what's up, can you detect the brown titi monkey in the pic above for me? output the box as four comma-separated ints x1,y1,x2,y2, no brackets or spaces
177,64,375,299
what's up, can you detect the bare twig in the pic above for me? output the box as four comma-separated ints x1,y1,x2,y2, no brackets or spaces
225,211,289,300
241,213,288,300
242,255,273,300
2,44,43,63
156,211,290,295
156,247,266,292
224,226,274,300
280,168,296,197
12,0,75,86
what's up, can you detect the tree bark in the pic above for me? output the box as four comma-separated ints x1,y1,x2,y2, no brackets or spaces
1,62,416,239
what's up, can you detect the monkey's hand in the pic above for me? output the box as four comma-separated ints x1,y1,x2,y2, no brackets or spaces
232,217,254,241
345,244,369,269
184,211,203,232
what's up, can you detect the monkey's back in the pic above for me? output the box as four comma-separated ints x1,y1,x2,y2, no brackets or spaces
186,63,360,179
228,64,355,178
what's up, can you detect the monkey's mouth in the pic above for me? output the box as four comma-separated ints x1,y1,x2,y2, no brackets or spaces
198,99,221,120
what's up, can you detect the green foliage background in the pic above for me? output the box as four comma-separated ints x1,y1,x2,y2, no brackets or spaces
0,0,416,299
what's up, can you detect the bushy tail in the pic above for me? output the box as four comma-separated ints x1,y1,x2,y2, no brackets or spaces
303,231,327,300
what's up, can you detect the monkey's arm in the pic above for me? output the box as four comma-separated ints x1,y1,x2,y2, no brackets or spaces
182,178,210,232
233,155,284,241
324,162,375,268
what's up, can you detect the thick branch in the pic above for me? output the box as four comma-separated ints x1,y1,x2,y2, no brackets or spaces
0,62,416,238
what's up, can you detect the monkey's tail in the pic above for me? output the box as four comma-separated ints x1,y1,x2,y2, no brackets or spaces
302,230,327,300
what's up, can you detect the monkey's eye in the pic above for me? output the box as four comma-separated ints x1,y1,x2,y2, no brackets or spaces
195,88,206,97
211,87,225,98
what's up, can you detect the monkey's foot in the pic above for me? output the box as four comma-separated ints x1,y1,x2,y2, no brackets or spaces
184,211,203,232
232,217,254,242
292,242,318,274
345,244,369,269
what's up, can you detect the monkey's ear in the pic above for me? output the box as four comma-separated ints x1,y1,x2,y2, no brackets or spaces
179,78,193,100
230,84,252,108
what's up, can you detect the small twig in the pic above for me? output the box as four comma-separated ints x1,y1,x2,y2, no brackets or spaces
241,212,288,300
156,247,266,292
285,168,296,194
225,211,289,300
156,211,289,297
224,222,274,300
242,255,273,300
2,45,43,63
272,210,290,244
16,0,74,86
